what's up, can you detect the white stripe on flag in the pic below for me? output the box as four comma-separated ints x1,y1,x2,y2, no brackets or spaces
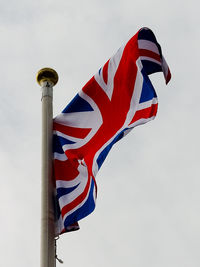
138,39,160,55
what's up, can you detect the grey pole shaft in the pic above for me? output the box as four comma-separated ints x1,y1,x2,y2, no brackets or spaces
41,81,56,267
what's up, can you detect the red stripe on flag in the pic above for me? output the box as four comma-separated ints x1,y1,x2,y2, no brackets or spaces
54,159,79,181
53,122,91,139
61,174,91,217
129,104,158,125
139,49,161,62
166,69,171,84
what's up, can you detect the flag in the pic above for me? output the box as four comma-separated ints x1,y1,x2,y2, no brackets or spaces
53,27,171,235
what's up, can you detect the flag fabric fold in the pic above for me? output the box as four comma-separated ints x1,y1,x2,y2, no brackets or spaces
53,27,171,235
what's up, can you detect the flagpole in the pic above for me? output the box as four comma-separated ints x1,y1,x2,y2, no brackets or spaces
37,68,59,267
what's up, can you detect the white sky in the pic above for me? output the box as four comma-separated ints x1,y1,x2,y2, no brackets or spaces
0,0,200,266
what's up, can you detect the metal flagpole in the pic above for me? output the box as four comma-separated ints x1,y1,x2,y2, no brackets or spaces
37,68,59,267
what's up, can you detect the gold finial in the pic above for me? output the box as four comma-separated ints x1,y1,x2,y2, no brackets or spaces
36,68,59,86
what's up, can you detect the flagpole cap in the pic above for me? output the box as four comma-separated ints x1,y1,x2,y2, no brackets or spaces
36,68,59,86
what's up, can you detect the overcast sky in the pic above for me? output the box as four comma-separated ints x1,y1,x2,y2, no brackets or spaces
0,0,200,266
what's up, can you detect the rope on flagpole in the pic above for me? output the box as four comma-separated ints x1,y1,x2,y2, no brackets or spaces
55,237,64,264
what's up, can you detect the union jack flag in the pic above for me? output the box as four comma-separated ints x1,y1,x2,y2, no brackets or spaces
53,27,171,235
